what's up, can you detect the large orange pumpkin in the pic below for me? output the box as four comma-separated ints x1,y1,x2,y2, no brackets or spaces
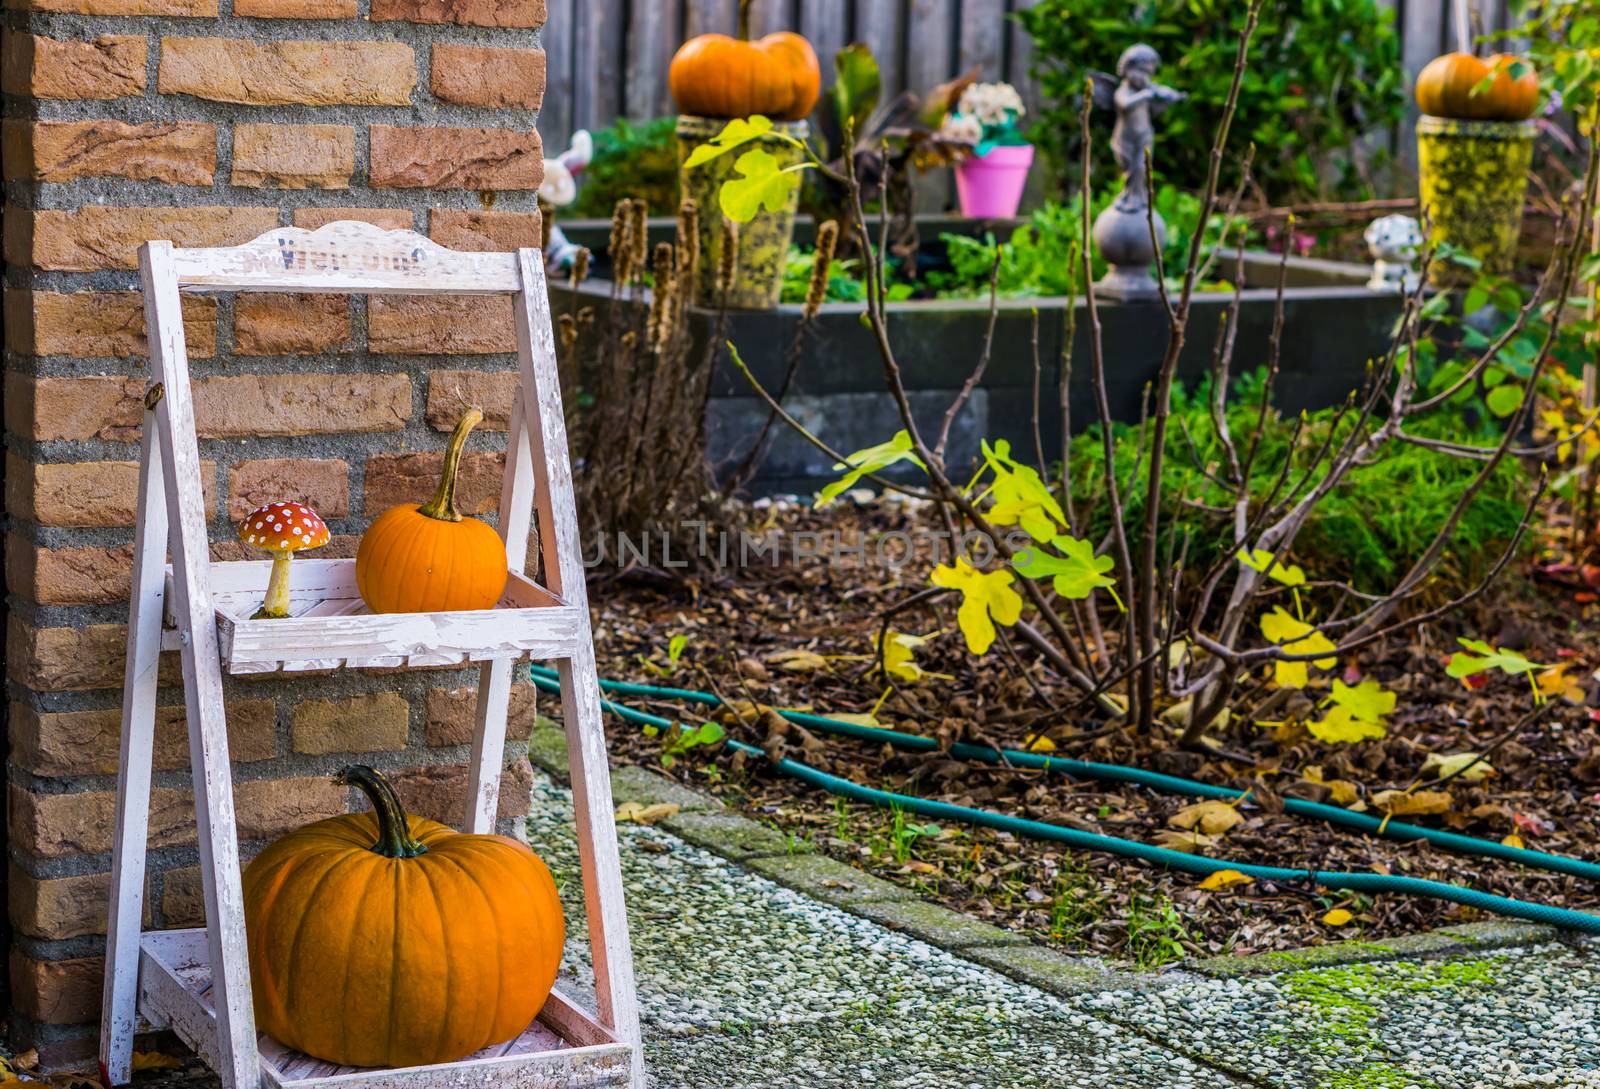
242,765,565,1068
668,0,820,121
356,406,508,613
1415,52,1539,121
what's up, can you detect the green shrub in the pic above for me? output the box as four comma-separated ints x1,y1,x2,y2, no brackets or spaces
1068,371,1532,594
570,116,681,218
1016,0,1407,203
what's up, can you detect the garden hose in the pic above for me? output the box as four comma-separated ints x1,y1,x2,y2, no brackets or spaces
525,668,1600,932
526,665,1600,884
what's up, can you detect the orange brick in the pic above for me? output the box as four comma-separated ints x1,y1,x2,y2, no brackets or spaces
372,0,543,25
425,369,518,431
9,864,146,940
228,457,349,520
234,293,350,354
6,453,217,528
369,125,541,190
9,951,102,1024
4,205,278,271
429,209,541,253
8,538,134,605
0,31,146,100
159,866,205,927
194,373,410,437
232,123,354,189
5,618,144,692
292,692,410,754
425,684,537,746
364,450,503,514
235,0,356,15
5,373,142,442
387,757,534,823
159,38,414,106
430,44,544,109
293,206,414,230
0,119,214,184
4,290,216,358
10,700,277,777
368,295,516,354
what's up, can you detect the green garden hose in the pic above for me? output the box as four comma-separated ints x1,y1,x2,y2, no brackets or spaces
525,667,1600,933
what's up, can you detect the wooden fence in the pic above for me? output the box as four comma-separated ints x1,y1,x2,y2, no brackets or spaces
537,0,1521,167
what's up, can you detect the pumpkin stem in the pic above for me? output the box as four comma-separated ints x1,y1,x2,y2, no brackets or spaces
417,407,483,523
336,765,427,858
737,0,752,40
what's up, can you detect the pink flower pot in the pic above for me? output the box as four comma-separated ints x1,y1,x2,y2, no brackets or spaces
956,143,1034,219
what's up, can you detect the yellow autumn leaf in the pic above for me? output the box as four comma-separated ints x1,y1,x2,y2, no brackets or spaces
930,558,1023,655
1371,789,1452,817
1502,833,1526,849
1198,869,1253,890
1322,908,1354,926
877,628,952,684
615,802,681,825
1420,751,1494,783
1536,665,1586,704
1238,548,1307,587
133,1052,185,1072
766,648,830,672
1022,733,1057,752
1169,800,1244,836
1308,705,1386,744
1260,606,1336,688
1152,829,1221,853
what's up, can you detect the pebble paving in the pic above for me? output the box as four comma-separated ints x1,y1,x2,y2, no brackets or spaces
526,772,1600,1089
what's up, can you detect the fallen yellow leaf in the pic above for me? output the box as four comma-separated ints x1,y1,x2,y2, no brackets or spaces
1152,829,1220,853
1169,800,1245,836
1022,733,1056,752
1322,908,1354,926
133,1051,185,1072
765,648,830,673
615,802,681,825
1371,789,1452,817
1501,832,1527,849
1420,751,1494,783
1198,869,1253,890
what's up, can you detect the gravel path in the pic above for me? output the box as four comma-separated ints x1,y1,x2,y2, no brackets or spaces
525,771,1600,1089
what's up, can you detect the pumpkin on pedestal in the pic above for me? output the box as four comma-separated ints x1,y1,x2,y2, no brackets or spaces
668,0,821,122
356,406,508,614
1415,52,1539,121
242,765,565,1069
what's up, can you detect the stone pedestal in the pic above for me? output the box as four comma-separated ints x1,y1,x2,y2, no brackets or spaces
1093,202,1166,301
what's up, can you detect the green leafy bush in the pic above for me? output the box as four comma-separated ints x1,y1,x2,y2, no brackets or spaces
1016,0,1406,202
929,186,1239,299
570,116,681,217
1068,371,1533,594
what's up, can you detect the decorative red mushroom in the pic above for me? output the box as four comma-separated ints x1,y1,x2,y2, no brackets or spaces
239,501,329,619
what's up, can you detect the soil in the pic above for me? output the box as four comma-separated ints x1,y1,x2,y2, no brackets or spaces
583,495,1600,967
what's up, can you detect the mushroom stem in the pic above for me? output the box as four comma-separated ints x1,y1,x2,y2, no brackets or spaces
255,550,293,620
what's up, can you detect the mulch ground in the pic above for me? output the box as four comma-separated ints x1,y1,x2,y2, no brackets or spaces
583,495,1600,966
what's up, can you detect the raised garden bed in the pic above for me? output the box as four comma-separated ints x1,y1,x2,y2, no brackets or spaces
548,238,1404,494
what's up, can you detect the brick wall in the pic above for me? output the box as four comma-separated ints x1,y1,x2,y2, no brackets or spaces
2,0,549,1064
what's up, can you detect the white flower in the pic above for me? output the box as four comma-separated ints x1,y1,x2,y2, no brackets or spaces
939,113,983,144
957,81,1024,127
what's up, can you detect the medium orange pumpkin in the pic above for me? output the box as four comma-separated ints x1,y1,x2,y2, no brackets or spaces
242,765,565,1068
356,406,508,614
668,0,820,121
1415,52,1539,121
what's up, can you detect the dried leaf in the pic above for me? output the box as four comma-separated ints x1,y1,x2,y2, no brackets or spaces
1322,908,1354,926
1501,833,1527,849
765,648,830,673
132,1052,184,1072
615,802,680,825
1371,789,1452,817
1421,751,1495,783
1169,799,1245,836
1152,829,1221,853
1198,869,1253,890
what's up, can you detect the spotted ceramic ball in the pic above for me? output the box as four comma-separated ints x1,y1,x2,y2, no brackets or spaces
238,501,331,553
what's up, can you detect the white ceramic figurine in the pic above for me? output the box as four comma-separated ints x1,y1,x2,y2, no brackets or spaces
1364,214,1423,293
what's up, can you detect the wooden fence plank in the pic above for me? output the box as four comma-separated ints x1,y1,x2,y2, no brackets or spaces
959,0,1005,80
626,0,681,121
799,0,850,85
747,0,797,38
685,0,738,39
856,0,905,96
573,0,625,131
540,0,575,148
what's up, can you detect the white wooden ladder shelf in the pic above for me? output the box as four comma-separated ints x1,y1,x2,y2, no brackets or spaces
98,222,644,1089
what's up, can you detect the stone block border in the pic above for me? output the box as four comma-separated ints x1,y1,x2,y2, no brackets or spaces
528,716,1563,994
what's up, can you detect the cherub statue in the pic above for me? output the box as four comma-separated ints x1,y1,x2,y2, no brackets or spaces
1089,44,1186,213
